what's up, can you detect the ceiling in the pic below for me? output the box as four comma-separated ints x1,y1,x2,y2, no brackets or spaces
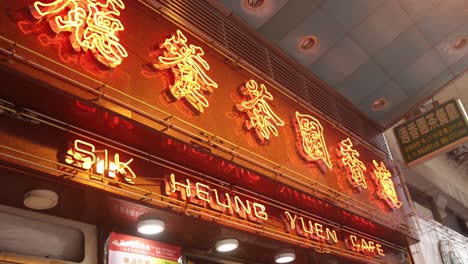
214,0,468,126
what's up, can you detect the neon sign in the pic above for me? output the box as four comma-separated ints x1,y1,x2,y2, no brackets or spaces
283,211,338,244
283,212,386,257
235,80,285,144
164,173,268,223
345,235,385,257
338,138,367,190
294,111,332,170
164,173,389,258
63,139,136,184
371,161,402,209
30,0,128,68
152,30,218,114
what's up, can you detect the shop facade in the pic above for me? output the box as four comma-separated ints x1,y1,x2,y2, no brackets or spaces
0,0,418,263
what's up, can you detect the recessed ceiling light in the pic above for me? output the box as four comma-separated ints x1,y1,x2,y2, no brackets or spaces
23,189,58,210
371,98,388,111
454,37,467,50
215,238,239,252
298,35,318,52
137,218,165,235
274,252,295,263
244,0,264,9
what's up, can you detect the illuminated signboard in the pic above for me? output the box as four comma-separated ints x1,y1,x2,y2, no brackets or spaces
164,173,390,259
152,30,218,114
394,98,468,166
30,0,128,68
338,138,367,190
13,0,405,212
61,139,136,184
371,161,402,210
235,80,285,144
108,232,181,264
293,111,332,171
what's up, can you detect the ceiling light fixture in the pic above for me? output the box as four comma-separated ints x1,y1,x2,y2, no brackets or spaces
454,37,467,50
244,0,264,9
215,238,239,252
23,189,58,210
137,218,165,235
371,98,388,111
298,35,318,52
274,252,296,263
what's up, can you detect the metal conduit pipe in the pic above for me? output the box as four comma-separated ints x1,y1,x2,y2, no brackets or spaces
0,37,389,224
0,96,413,239
3,100,407,248
0,105,408,252
0,37,379,221
0,45,416,236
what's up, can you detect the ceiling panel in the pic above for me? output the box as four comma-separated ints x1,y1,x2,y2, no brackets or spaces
435,23,468,66
398,0,442,20
214,0,467,127
337,60,389,105
350,0,412,56
218,0,288,29
418,69,457,97
278,8,344,66
358,81,409,123
374,25,432,77
258,0,320,42
320,0,385,32
450,54,468,76
308,37,369,86
415,0,468,46
395,49,447,95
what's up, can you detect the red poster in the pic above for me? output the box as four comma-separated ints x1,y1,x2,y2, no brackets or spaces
108,232,181,264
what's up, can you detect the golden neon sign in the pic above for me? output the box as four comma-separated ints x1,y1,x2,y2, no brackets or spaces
284,211,338,244
30,0,128,68
294,111,332,170
371,161,402,209
346,235,385,257
235,80,285,144
165,173,268,222
63,139,136,184
143,170,394,258
338,138,367,190
153,30,218,114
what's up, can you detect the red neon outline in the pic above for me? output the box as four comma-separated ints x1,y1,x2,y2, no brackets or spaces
294,111,332,169
30,0,128,68
235,80,285,144
166,174,268,222
152,30,218,114
339,138,367,190
65,139,136,184
371,161,402,209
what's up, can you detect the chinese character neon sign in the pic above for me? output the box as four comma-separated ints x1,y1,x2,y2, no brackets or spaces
235,80,284,144
165,173,268,223
338,138,367,190
63,139,136,184
371,161,402,209
30,0,128,68
294,111,332,170
152,30,218,114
